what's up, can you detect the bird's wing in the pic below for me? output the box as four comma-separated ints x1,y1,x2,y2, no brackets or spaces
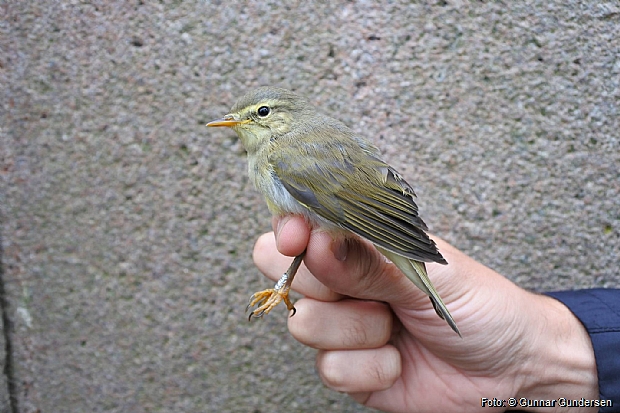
269,136,447,264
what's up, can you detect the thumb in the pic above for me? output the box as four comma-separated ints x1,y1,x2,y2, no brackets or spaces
303,230,428,308
269,216,439,310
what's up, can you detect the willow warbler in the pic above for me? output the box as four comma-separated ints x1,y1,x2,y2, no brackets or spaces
207,87,460,336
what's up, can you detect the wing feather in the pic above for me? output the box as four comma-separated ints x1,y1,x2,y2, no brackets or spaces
271,129,446,264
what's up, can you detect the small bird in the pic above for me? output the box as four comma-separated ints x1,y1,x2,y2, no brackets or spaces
207,87,460,336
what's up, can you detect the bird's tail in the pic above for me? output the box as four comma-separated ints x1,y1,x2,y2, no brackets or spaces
377,247,461,337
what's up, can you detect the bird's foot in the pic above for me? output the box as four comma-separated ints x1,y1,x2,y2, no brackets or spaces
246,285,296,320
246,270,297,319
246,251,305,320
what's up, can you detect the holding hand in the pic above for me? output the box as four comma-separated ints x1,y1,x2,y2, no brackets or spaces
253,216,599,413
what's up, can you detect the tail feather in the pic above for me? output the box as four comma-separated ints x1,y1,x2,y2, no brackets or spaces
410,260,461,337
377,247,461,337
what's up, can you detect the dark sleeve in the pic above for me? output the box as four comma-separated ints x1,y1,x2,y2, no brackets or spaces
545,289,620,413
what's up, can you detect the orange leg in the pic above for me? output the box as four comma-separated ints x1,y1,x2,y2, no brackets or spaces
247,250,306,320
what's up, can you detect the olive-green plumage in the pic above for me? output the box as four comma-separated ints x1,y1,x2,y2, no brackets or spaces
208,86,460,336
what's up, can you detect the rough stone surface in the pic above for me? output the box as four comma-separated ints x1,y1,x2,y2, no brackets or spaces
2,1,619,412
0,289,9,412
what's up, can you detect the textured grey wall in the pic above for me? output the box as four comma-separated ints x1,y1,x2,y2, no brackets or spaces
2,1,619,412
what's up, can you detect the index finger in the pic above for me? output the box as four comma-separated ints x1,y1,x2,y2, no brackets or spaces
253,229,343,302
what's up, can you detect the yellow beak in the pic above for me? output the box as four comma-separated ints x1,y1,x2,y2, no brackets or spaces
206,116,250,128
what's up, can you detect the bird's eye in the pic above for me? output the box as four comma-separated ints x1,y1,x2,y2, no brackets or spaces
257,106,270,117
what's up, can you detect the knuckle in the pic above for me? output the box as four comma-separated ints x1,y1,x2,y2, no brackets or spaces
342,317,369,347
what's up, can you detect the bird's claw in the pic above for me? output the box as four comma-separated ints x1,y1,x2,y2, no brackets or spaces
246,287,295,320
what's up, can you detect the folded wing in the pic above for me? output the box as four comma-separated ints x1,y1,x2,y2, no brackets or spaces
270,134,447,264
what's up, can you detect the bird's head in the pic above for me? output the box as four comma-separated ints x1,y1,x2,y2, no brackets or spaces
207,87,313,154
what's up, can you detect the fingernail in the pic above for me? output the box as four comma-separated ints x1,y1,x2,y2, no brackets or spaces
332,239,348,261
276,216,291,239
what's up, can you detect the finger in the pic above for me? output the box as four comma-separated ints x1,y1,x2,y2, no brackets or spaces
316,346,401,393
271,216,310,257
270,216,431,307
253,232,293,278
253,232,342,301
304,231,426,308
288,299,393,350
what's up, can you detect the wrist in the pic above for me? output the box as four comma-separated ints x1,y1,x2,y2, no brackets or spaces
513,292,599,412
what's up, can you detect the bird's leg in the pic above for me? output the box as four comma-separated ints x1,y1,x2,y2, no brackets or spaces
246,249,306,320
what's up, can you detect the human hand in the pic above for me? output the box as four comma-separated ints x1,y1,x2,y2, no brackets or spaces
253,216,599,413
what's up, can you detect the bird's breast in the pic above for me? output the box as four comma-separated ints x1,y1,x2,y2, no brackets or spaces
247,152,308,217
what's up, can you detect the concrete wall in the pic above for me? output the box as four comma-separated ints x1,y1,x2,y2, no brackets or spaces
2,1,619,412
